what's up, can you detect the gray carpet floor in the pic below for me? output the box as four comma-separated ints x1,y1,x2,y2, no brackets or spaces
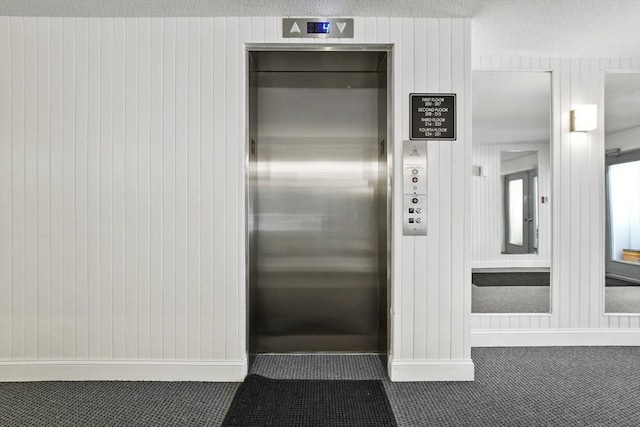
471,284,640,314
605,286,640,313
1,347,639,426
472,284,550,313
0,380,238,426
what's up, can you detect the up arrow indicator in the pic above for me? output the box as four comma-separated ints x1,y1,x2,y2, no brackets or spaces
336,22,347,33
290,22,301,33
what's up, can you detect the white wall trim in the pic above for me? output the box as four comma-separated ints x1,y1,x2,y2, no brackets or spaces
0,360,247,382
388,358,475,382
471,329,640,347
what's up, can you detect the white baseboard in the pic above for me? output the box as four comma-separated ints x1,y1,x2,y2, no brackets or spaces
471,329,640,347
0,360,247,382
388,358,475,382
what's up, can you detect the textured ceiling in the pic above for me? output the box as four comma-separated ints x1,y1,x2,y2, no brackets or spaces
472,71,551,145
472,0,640,57
0,0,488,18
605,73,640,135
0,0,639,56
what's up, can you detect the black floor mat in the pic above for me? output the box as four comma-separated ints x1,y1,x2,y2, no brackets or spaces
606,276,640,286
222,374,397,427
472,272,550,286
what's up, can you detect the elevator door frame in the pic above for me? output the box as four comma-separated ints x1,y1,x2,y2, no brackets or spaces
244,44,394,355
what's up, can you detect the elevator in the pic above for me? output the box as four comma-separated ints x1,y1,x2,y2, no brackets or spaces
247,47,391,353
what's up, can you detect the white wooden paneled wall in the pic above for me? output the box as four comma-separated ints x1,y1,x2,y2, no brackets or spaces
472,142,551,268
391,18,472,381
471,55,640,343
0,17,243,376
0,17,473,381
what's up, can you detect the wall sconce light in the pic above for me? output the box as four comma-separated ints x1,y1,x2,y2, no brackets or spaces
570,104,597,132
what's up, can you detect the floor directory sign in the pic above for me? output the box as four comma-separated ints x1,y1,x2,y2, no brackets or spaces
410,94,456,140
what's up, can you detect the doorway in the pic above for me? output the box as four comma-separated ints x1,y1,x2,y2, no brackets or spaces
247,47,391,353
605,148,640,284
503,168,538,254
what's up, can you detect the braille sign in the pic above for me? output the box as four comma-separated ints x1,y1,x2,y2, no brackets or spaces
410,93,456,141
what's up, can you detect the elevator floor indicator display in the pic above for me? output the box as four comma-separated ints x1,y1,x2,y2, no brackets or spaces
283,18,354,38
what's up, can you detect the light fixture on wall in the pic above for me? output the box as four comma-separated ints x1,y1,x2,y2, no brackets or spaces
570,104,597,131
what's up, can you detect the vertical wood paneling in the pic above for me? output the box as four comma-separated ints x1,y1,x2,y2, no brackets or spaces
237,16,251,358
263,17,277,42
48,17,63,359
161,17,176,359
0,17,12,360
580,57,595,329
462,18,473,359
124,18,139,360
187,17,201,359
99,18,114,359
224,17,239,360
11,17,26,359
451,18,468,360
61,17,76,358
399,18,414,360
199,17,214,360
137,18,151,359
412,18,428,361
111,17,126,360
211,17,226,360
471,54,640,333
24,17,39,360
148,17,163,359
174,17,189,360
425,17,440,361
548,56,562,330
386,16,400,359
35,17,51,359
74,17,89,359
589,58,605,329
568,58,581,329
437,19,453,360
86,17,100,359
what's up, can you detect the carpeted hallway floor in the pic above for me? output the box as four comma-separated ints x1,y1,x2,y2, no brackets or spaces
1,347,638,426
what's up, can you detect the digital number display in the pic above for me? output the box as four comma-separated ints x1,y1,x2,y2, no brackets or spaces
307,22,330,34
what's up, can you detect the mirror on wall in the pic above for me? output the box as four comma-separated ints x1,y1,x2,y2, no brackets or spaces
471,71,551,314
604,72,640,314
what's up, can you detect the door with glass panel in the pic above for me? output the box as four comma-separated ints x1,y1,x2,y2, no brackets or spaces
606,149,640,281
504,169,537,254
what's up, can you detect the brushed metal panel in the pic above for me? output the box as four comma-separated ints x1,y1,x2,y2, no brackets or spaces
248,50,388,353
403,140,427,235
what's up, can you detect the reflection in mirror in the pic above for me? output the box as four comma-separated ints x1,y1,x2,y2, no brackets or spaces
471,71,551,313
604,72,640,314
501,151,538,254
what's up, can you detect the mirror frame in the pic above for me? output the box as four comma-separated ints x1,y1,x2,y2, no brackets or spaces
601,70,640,317
471,69,555,316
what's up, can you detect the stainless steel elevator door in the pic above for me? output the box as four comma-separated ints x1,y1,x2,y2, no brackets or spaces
248,50,388,353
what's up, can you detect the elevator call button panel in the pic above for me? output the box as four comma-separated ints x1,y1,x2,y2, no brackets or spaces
403,140,427,236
